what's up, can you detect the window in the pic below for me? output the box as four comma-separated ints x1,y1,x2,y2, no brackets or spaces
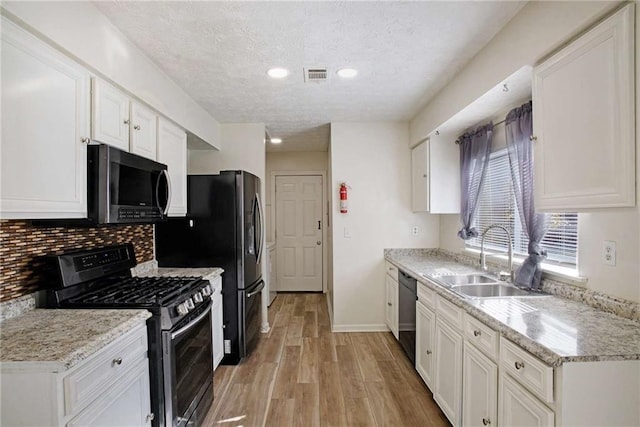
467,149,578,267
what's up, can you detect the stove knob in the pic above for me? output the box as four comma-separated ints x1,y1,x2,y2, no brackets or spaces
201,285,212,296
176,303,189,316
186,298,195,310
193,292,203,303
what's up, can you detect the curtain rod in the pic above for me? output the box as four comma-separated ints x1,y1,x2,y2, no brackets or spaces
455,119,506,145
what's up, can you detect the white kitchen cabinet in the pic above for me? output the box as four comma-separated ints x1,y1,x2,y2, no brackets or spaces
0,16,89,219
499,373,554,427
434,316,463,426
411,133,460,214
91,78,130,151
130,101,158,161
384,263,399,339
210,275,224,370
157,117,187,216
415,299,436,390
1,324,152,426
463,341,498,427
532,4,635,210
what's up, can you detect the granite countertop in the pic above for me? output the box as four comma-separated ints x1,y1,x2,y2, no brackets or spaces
385,250,640,367
0,309,151,372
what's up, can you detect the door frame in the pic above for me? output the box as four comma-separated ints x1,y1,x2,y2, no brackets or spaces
270,170,327,293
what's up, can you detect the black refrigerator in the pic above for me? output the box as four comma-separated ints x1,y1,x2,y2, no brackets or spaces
155,171,264,364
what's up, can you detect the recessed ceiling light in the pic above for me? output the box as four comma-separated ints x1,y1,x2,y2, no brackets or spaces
267,68,289,79
337,68,358,78
270,138,282,144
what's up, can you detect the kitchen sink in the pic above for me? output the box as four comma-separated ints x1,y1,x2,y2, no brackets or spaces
435,273,499,286
451,283,548,299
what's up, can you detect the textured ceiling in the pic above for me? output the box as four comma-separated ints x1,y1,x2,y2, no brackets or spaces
95,1,525,152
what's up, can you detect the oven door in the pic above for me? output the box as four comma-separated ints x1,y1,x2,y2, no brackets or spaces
163,301,214,427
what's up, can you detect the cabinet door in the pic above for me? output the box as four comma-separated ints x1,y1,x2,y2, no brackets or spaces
434,318,463,427
91,78,130,151
411,140,429,212
1,17,89,219
463,342,498,427
416,301,435,390
130,101,157,160
533,5,635,210
157,118,187,216
498,374,554,427
66,359,152,427
212,289,224,370
385,274,399,339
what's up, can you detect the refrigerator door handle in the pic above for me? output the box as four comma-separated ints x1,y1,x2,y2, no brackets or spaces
255,192,264,260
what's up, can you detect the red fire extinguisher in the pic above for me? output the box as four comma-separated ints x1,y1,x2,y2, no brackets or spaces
339,183,348,213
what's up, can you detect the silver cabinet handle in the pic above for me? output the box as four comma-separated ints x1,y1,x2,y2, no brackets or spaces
515,361,525,370
529,135,537,142
134,124,141,130
146,413,155,422
426,350,432,355
387,302,392,306
112,357,123,366
124,119,130,125
316,241,321,245
81,137,91,144
473,330,481,337
482,418,491,425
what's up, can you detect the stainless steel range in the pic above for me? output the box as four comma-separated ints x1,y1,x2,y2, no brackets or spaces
46,244,214,427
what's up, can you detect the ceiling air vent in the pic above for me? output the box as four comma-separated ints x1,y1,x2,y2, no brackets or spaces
304,68,328,82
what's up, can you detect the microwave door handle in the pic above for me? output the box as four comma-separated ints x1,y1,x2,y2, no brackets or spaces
156,170,171,216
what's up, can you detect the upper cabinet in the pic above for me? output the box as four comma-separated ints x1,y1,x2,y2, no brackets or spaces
0,16,90,219
411,133,460,214
158,118,187,217
92,78,158,161
532,4,635,211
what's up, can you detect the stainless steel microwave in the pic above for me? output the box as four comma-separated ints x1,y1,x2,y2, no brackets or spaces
88,144,170,224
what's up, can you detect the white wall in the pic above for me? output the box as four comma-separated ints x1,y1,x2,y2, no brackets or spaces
432,4,640,304
265,151,328,242
330,122,440,330
2,1,220,148
409,1,619,145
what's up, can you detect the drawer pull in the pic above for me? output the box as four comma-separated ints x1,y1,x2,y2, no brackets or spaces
426,350,432,355
482,418,491,425
473,330,481,337
112,357,123,366
514,361,525,370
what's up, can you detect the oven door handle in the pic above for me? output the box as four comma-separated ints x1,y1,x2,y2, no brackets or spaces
171,303,212,340
247,280,265,299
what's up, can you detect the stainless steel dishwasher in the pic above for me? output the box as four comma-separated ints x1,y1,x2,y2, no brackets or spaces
398,270,417,365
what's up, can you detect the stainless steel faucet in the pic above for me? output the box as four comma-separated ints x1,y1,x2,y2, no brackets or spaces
480,224,514,282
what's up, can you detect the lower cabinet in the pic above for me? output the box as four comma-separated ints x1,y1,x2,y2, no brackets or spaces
1,324,152,426
434,316,463,426
462,342,498,427
415,300,436,390
210,275,224,370
385,272,399,339
499,373,554,427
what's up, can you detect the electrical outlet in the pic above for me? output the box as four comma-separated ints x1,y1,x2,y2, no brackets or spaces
412,226,419,236
603,240,616,266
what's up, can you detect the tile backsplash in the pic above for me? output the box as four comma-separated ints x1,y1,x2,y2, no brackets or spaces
0,220,153,302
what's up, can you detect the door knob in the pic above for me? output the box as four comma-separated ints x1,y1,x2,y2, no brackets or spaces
316,241,321,245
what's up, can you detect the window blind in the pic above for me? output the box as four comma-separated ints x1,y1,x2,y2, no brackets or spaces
467,149,578,267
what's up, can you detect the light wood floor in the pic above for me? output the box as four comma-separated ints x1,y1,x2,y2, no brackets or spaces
203,293,450,427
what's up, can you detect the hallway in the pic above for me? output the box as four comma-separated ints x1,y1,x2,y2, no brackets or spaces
204,293,450,426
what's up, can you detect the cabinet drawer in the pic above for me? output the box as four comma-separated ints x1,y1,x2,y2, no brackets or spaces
385,261,398,281
63,324,148,416
464,313,499,360
500,339,554,403
417,283,436,310
436,294,463,330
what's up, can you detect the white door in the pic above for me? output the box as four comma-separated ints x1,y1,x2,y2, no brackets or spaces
416,301,435,390
157,117,187,216
275,175,323,292
434,318,463,427
91,78,130,151
462,342,498,427
130,101,157,160
498,374,554,427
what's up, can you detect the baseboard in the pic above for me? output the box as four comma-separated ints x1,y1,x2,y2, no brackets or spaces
331,324,389,333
